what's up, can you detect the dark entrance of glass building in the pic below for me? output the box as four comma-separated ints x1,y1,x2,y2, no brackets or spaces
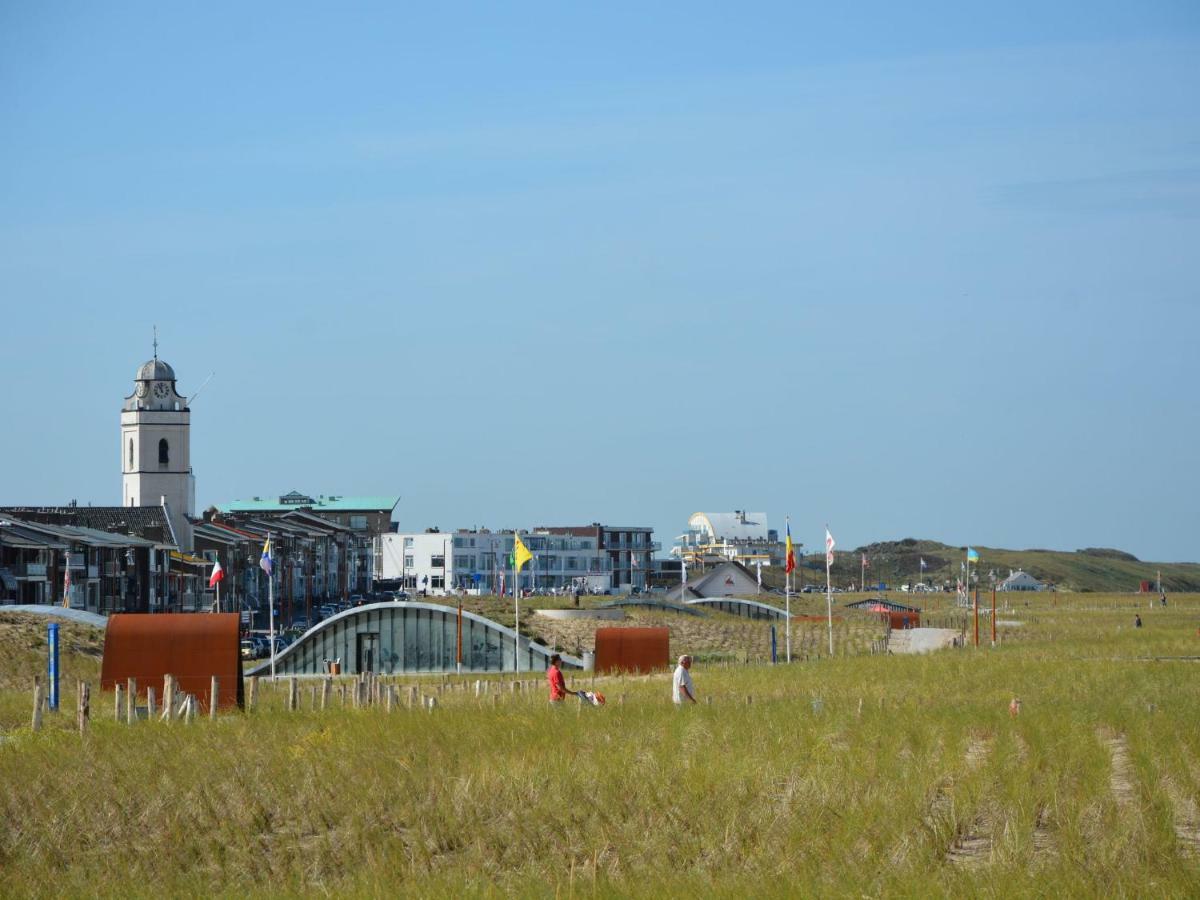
357,632,379,672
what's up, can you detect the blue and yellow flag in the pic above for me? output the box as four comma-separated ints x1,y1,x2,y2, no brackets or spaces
259,537,273,576
967,547,980,563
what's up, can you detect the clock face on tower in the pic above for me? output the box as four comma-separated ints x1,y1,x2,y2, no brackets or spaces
153,382,170,399
135,382,149,398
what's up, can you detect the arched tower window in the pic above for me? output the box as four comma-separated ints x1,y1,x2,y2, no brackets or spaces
128,439,134,471
158,438,169,466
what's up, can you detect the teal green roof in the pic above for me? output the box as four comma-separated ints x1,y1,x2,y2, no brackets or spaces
218,492,399,513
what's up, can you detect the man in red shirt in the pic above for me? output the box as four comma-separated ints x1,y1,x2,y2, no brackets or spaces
546,654,576,703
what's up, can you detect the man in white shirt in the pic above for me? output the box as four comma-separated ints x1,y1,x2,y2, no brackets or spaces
672,654,696,705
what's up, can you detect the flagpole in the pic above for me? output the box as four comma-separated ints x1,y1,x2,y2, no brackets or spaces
513,535,519,675
268,534,276,681
825,526,834,656
784,516,791,663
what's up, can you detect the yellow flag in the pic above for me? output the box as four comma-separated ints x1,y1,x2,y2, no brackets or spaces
513,534,533,572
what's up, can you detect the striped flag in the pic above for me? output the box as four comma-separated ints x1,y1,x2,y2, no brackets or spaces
785,520,796,574
825,527,836,566
259,537,273,576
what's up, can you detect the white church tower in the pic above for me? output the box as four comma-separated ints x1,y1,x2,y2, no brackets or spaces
121,347,195,551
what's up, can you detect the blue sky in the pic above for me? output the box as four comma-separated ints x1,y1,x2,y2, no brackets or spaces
2,3,1198,561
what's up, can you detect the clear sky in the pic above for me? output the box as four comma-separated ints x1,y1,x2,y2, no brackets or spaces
2,3,1198,562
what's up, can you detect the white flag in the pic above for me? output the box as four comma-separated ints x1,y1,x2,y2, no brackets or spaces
681,559,688,584
825,527,836,566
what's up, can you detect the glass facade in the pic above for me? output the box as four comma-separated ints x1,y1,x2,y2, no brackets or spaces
259,602,577,675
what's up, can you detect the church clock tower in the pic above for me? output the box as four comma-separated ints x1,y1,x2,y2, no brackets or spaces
121,350,195,551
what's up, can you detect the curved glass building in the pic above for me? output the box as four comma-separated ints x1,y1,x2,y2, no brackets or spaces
249,601,582,676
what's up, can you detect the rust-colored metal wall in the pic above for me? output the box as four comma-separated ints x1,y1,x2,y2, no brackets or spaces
100,613,244,710
888,610,920,630
593,627,670,674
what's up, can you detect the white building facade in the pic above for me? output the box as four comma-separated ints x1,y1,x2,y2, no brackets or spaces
673,511,782,568
376,529,613,595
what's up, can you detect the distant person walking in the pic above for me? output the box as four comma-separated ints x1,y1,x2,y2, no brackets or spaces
546,654,576,704
1160,592,1168,608
673,654,697,705
1135,614,1143,628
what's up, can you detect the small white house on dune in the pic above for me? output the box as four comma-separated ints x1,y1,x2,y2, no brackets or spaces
998,569,1043,592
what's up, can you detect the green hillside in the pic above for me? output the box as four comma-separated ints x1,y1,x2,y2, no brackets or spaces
764,538,1200,593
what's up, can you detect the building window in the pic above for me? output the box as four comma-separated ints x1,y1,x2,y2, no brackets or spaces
349,515,367,530
404,555,414,568
430,576,445,589
128,439,133,470
453,537,465,549
431,555,445,568
158,439,169,466
403,537,414,548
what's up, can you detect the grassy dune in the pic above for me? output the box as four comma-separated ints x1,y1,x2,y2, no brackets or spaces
1,596,1198,897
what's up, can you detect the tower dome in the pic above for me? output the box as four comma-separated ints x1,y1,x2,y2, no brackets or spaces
136,358,176,382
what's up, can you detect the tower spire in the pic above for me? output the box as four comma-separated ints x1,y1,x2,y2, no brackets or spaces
153,325,158,360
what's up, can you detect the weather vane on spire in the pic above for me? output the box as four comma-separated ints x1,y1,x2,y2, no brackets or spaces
153,325,158,360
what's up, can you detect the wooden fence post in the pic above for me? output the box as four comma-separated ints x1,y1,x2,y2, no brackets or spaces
115,684,124,722
321,678,331,710
288,677,299,712
163,675,176,723
210,677,219,721
147,686,157,719
126,677,137,723
78,682,90,735
32,679,43,732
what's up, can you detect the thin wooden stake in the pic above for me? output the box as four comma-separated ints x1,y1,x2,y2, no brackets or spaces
247,676,258,712
114,684,124,722
78,682,90,735
210,677,219,720
32,679,43,732
126,677,137,723
147,686,157,719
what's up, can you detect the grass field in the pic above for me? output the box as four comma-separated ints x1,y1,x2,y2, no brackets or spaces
1,595,1198,897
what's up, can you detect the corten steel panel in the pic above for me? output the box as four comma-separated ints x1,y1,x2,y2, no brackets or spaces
100,613,244,710
888,611,920,630
593,627,670,674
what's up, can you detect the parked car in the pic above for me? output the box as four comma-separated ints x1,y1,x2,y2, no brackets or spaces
239,639,256,659
289,618,310,634
318,604,338,620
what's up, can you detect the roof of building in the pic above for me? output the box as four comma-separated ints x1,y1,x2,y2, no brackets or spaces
136,358,176,381
846,598,920,613
1000,569,1042,586
218,492,399,513
0,517,158,549
687,512,770,542
0,508,172,546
